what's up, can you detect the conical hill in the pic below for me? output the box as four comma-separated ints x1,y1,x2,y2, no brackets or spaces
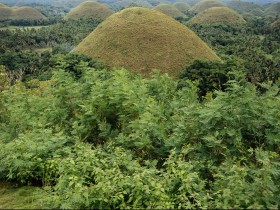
190,0,225,13
64,1,114,20
189,6,246,25
153,4,187,18
173,2,191,14
74,7,220,77
0,6,46,20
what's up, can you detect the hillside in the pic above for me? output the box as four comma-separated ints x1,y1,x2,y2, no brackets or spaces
74,7,220,77
190,0,225,13
189,6,246,25
0,6,46,20
265,2,280,15
173,2,191,14
227,0,263,14
64,1,114,20
0,8,11,20
271,19,280,30
153,4,187,18
0,3,8,8
111,0,153,11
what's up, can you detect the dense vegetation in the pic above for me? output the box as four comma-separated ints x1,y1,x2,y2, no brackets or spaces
0,1,280,209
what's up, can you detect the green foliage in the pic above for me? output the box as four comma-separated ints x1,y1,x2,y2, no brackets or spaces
179,57,245,97
0,62,279,208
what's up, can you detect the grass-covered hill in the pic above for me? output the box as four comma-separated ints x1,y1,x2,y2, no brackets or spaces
0,7,11,20
0,3,8,8
74,7,220,77
189,6,246,25
173,2,191,14
0,6,46,20
190,0,225,13
64,1,114,21
227,0,263,14
153,3,187,18
264,2,280,15
111,0,153,11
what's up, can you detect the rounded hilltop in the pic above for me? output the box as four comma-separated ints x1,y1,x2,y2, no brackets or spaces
0,6,46,20
73,7,220,77
153,4,187,18
64,1,114,20
189,6,246,25
173,2,191,14
190,0,225,14
111,0,152,11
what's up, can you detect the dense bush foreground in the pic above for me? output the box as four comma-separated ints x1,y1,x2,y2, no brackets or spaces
0,63,279,208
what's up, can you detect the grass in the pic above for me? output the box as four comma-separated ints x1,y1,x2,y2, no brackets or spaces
173,2,191,14
153,4,187,18
190,0,225,14
64,1,114,21
189,6,246,25
0,181,43,209
0,6,46,20
74,7,220,78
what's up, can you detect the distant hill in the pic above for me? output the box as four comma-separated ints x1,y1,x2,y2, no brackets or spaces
190,0,225,13
265,2,280,15
0,5,46,20
111,0,153,11
173,2,191,14
64,1,114,20
226,0,263,14
189,6,246,24
74,7,220,77
0,3,8,7
154,4,187,18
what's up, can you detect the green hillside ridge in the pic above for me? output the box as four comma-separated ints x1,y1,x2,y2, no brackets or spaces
64,1,114,20
0,3,8,8
0,6,46,20
173,2,191,14
190,0,225,13
74,7,220,77
227,0,263,14
265,2,280,15
153,4,187,18
189,6,246,25
112,0,153,11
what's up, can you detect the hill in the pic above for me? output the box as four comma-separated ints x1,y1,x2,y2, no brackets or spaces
0,7,12,20
64,1,114,20
11,6,47,20
190,0,225,13
227,0,263,14
153,4,187,18
111,0,152,11
0,3,8,8
74,7,220,77
0,6,46,20
265,2,280,15
173,2,191,14
189,6,246,24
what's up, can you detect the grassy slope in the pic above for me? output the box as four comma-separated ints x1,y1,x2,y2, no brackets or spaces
0,6,46,20
64,1,114,20
153,4,187,18
190,0,225,13
74,7,220,77
189,6,246,24
173,2,191,14
0,182,43,209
